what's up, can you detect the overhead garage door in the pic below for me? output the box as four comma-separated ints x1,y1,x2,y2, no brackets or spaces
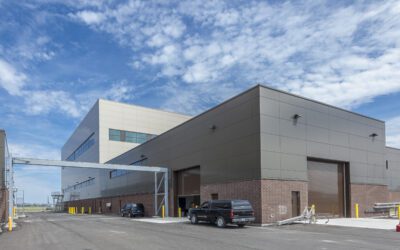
307,160,346,217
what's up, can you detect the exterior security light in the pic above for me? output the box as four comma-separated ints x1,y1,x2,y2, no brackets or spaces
370,133,378,137
209,125,217,130
140,154,146,158
293,114,302,119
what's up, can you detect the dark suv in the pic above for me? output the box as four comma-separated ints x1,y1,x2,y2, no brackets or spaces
188,200,255,228
120,203,145,217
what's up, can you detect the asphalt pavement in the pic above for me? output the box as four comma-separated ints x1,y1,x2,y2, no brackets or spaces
1,212,400,250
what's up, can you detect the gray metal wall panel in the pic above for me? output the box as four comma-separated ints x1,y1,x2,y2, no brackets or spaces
386,147,400,191
259,86,386,185
61,102,101,201
108,87,261,194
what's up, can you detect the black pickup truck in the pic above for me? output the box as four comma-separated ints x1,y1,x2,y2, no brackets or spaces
188,200,255,228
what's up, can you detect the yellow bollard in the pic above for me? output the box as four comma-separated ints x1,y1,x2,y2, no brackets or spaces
8,216,12,232
355,203,359,218
81,207,84,214
162,205,165,218
178,207,182,218
13,207,16,217
89,207,92,214
311,204,316,223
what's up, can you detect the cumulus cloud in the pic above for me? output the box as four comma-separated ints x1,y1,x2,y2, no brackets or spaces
22,82,136,119
68,0,400,113
70,10,106,25
24,90,82,118
0,58,26,95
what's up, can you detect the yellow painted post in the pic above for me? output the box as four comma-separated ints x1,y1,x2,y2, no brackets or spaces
311,204,316,223
13,207,16,217
162,205,165,218
81,207,84,214
397,205,400,219
178,207,182,218
89,207,92,214
355,203,359,218
8,216,12,232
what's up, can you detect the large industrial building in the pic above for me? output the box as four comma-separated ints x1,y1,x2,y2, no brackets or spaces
63,85,400,224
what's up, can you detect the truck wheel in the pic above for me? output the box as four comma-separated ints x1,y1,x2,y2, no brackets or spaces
190,214,198,224
216,216,226,228
237,223,245,228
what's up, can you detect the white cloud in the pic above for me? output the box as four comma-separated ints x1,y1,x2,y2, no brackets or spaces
24,90,82,118
71,10,106,25
0,58,26,95
22,82,136,119
387,116,400,148
9,142,60,160
69,0,400,113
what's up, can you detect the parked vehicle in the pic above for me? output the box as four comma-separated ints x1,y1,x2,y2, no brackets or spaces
120,203,145,217
188,200,255,228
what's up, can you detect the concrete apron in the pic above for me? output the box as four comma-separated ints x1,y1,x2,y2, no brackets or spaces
296,217,399,230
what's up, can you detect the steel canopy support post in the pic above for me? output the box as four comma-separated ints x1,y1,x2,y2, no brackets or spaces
154,172,157,216
164,170,169,218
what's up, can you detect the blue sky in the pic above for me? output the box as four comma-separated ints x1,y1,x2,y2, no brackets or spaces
1,0,400,203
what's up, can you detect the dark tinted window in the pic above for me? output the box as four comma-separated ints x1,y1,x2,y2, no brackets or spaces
211,202,231,209
201,202,209,209
232,200,252,209
137,204,144,210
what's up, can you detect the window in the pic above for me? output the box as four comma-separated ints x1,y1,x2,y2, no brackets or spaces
109,158,148,179
110,169,128,178
108,128,157,144
66,133,95,161
211,193,219,200
201,202,209,209
212,202,231,209
136,133,147,143
125,131,136,143
62,177,95,193
109,129,121,141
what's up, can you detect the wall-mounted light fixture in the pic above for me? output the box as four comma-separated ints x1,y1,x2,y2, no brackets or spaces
369,133,378,138
140,154,146,158
209,124,217,131
293,114,302,120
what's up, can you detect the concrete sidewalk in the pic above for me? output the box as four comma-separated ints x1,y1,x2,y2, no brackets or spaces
313,217,399,230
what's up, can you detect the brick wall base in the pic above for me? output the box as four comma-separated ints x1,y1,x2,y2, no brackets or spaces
65,193,154,216
201,180,262,223
351,184,389,217
261,179,308,224
200,179,308,224
388,191,400,202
